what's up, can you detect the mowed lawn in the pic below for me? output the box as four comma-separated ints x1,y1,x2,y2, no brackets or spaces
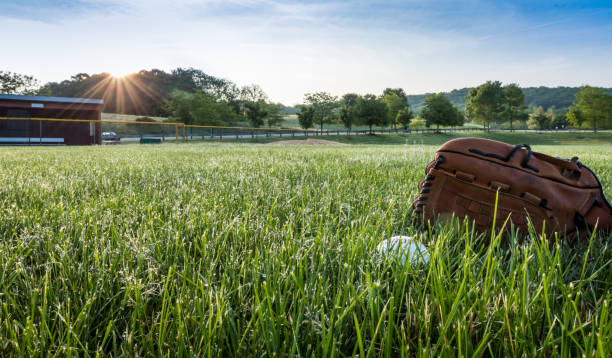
0,136,611,356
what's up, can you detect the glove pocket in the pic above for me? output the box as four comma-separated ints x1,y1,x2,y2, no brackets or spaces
427,169,557,236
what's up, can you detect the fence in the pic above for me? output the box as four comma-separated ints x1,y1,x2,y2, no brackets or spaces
0,116,609,145
0,116,321,144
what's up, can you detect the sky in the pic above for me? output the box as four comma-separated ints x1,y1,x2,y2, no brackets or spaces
2,0,612,104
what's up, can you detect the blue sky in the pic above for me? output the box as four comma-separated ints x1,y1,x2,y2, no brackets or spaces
2,0,612,104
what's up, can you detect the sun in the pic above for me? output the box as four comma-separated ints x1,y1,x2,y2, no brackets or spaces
110,70,131,78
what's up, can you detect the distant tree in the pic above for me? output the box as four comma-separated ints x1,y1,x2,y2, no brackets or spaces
503,83,528,132
527,106,552,130
339,93,359,131
166,90,237,125
395,107,414,129
36,86,52,96
0,71,41,95
239,84,269,123
568,86,612,132
264,102,284,127
135,116,154,122
244,100,269,127
170,68,213,92
165,90,195,124
215,82,241,114
421,94,464,131
405,86,612,116
296,105,314,129
551,111,569,129
465,81,505,131
382,88,409,128
42,68,247,116
240,84,268,103
522,86,587,110
383,88,407,98
409,115,426,129
338,106,350,131
355,94,389,133
278,104,299,115
455,109,466,126
162,68,244,117
71,73,91,82
304,92,338,131
544,107,555,128
186,92,238,126
565,106,585,128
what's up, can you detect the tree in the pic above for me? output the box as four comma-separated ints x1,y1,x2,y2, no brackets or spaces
410,115,426,129
244,100,268,127
465,81,505,131
527,106,552,130
296,105,314,129
165,90,237,126
421,94,463,131
339,93,359,131
186,92,237,126
383,88,407,98
338,106,350,131
566,106,585,128
395,107,414,129
503,83,528,132
551,113,569,129
42,67,248,117
568,86,612,132
382,88,410,128
304,92,338,131
165,90,193,123
240,84,268,103
0,71,41,95
239,84,269,124
548,107,568,129
355,94,389,133
264,102,284,127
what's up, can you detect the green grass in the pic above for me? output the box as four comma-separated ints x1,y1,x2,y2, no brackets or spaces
204,130,612,147
0,137,611,356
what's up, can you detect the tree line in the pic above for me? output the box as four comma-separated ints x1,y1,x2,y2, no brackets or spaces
2,70,611,131
0,69,287,127
295,81,612,133
464,81,612,132
406,86,612,113
295,89,463,133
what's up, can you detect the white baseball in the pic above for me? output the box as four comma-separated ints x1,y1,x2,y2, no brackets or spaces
376,235,430,266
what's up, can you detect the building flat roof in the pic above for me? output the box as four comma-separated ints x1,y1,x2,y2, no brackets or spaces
0,94,103,105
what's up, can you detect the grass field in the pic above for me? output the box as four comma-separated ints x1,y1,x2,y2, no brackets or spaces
273,115,484,131
1,133,611,356
100,112,480,133
205,130,612,147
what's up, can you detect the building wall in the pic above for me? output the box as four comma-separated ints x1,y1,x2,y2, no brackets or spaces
0,100,103,145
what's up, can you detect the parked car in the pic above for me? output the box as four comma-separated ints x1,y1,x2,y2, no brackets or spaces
102,131,120,141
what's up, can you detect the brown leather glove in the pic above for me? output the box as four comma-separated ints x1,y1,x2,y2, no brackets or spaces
413,138,612,240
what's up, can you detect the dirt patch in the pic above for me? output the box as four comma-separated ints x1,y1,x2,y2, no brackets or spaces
265,138,347,146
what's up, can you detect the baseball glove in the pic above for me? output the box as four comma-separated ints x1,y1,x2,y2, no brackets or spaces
413,138,612,240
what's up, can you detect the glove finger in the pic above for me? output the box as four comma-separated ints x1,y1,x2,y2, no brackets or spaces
425,159,436,174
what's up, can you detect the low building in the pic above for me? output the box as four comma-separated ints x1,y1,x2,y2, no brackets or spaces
0,94,103,145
